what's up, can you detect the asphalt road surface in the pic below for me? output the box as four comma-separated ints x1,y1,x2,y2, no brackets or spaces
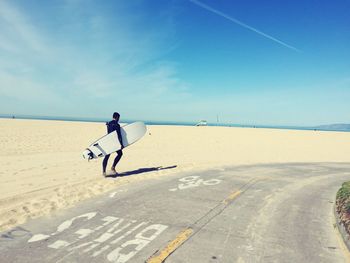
1,163,350,263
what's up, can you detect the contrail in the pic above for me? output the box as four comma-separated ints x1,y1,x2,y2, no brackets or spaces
189,0,301,52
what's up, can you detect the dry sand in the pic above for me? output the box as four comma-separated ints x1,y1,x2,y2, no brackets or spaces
1,118,350,231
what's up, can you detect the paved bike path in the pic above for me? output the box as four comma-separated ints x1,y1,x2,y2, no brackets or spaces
1,163,349,263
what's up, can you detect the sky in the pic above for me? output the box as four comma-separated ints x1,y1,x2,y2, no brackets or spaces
0,0,349,126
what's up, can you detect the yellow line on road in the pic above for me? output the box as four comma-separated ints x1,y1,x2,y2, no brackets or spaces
147,189,243,262
223,190,242,204
147,228,193,263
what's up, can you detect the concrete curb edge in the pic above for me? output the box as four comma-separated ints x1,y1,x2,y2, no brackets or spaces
334,203,350,252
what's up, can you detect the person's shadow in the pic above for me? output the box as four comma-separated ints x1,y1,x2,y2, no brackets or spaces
105,165,177,178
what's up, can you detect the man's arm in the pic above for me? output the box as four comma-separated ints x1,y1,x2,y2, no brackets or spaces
116,124,124,149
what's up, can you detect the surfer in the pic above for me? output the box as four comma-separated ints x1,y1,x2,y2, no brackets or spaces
102,112,124,176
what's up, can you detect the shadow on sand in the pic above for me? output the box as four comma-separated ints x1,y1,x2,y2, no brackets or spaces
105,165,177,178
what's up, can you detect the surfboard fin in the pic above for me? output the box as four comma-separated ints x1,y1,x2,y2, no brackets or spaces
83,149,94,161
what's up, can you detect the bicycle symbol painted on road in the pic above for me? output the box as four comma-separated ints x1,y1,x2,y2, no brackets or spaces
169,175,222,192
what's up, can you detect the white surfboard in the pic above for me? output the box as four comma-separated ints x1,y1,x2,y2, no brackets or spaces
83,122,147,160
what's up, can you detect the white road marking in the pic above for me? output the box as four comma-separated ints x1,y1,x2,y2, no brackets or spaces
110,222,147,245
169,175,222,191
28,234,50,243
69,219,131,253
107,218,127,233
110,192,118,198
67,242,92,251
88,220,133,255
95,233,114,243
56,212,97,233
75,229,95,239
202,179,221,186
28,212,168,263
107,224,168,263
93,245,110,257
29,212,98,243
109,189,127,198
48,240,70,249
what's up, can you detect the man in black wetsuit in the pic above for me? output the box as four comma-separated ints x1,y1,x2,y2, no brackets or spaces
102,112,123,176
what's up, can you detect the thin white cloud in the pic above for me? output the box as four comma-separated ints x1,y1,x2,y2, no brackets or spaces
0,70,60,102
189,0,301,52
0,1,48,53
0,1,190,119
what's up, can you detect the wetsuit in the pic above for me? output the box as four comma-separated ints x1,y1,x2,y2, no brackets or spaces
102,120,123,173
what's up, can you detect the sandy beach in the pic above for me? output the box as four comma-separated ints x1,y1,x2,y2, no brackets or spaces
1,118,350,231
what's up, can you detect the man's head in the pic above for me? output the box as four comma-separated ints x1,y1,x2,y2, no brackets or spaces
113,112,120,121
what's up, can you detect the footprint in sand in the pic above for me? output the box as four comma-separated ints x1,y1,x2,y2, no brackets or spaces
22,206,30,213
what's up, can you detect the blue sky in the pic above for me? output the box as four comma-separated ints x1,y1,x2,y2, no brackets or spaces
0,0,349,125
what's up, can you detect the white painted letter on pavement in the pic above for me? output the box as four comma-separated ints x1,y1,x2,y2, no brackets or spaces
107,224,168,263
